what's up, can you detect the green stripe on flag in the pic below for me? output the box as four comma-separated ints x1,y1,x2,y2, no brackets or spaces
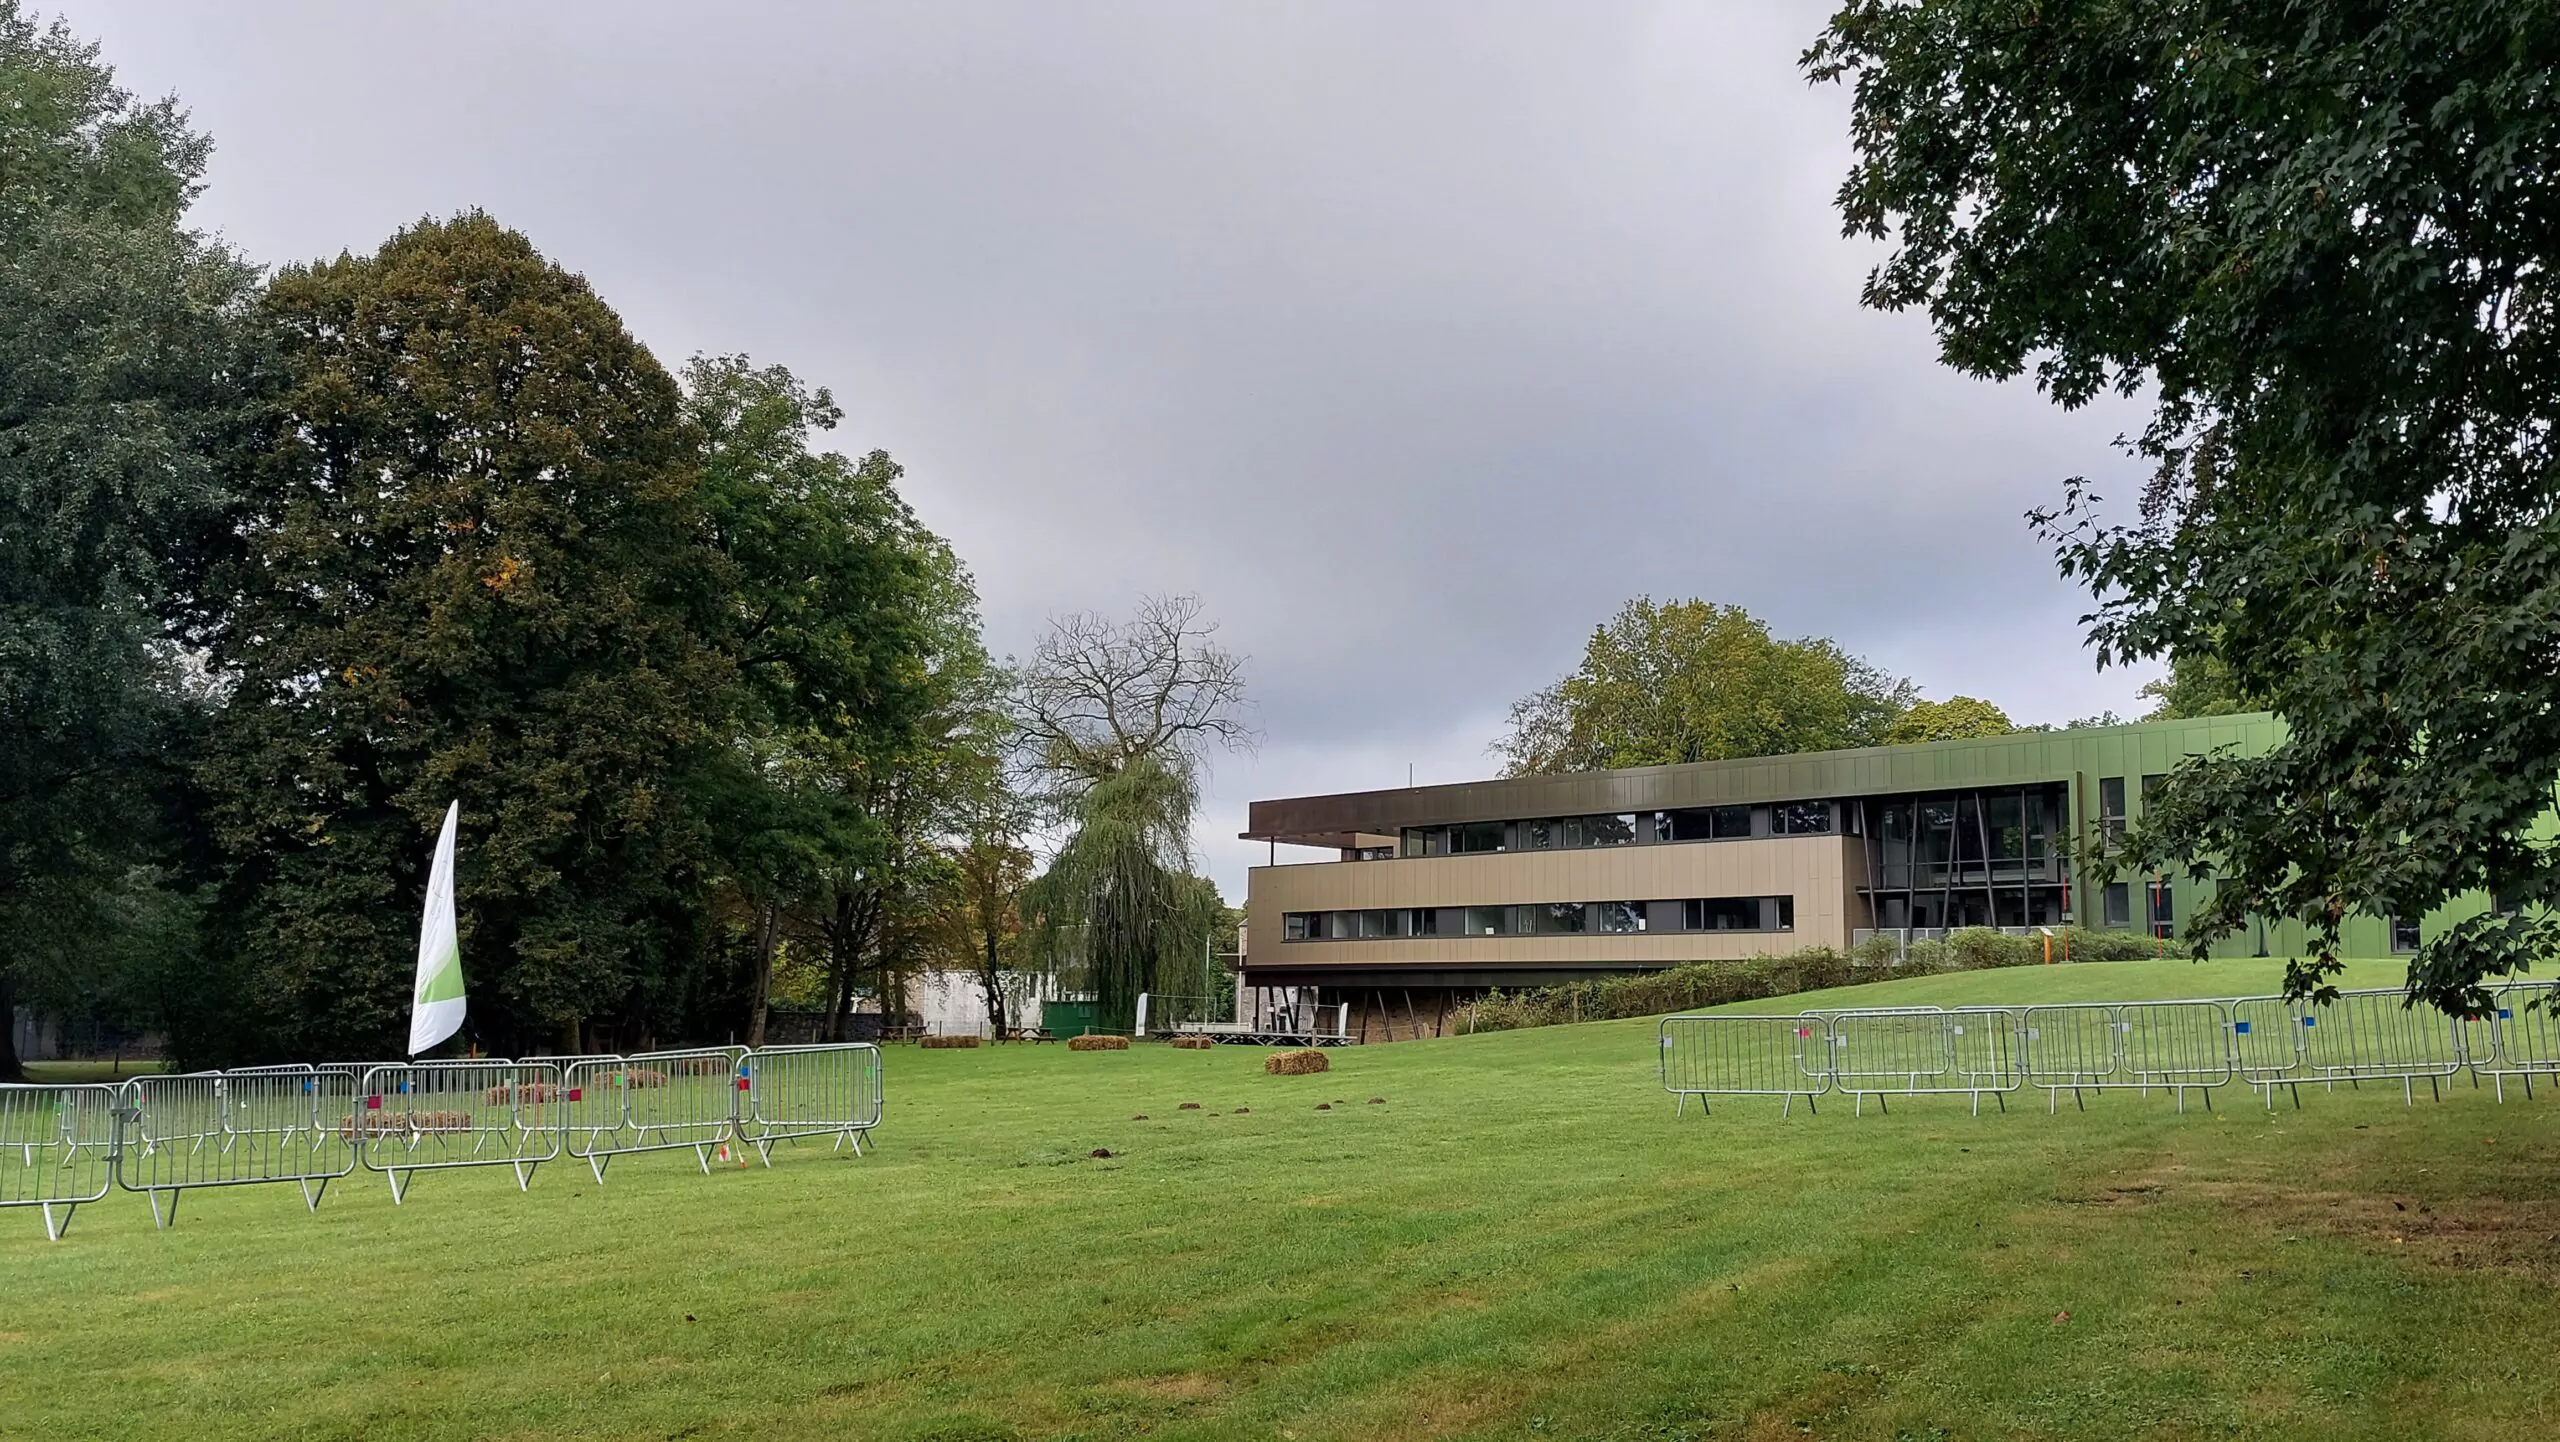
418,943,465,1003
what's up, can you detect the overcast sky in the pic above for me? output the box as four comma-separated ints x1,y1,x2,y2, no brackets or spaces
60,0,2158,899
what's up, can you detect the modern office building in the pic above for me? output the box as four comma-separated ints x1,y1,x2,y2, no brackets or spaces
1241,713,2431,1040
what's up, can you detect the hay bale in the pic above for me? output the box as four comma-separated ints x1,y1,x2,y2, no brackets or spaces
919,1034,979,1049
1170,1035,1215,1050
1068,1034,1130,1051
1264,1048,1330,1076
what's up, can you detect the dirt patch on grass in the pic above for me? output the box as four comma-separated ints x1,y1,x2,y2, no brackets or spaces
2241,1182,2560,1282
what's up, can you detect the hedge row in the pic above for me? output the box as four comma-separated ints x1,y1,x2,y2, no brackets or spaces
1451,927,2173,1034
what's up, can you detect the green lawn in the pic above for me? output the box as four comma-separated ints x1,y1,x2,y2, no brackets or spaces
6,956,2557,1440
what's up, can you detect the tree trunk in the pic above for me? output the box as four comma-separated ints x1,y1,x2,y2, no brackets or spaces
981,926,1007,1039
0,966,26,1083
746,902,779,1048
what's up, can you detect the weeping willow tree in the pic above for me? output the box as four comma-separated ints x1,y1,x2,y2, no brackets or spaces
1013,596,1252,1029
1022,758,1223,1027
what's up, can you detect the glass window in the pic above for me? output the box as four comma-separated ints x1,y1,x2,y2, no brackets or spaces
1579,813,1637,847
2391,916,2422,952
1775,896,1795,930
1432,907,1467,937
1660,807,1749,842
2148,882,2174,939
1284,913,1312,941
1359,909,1401,938
1452,821,1506,855
1595,901,1646,934
2099,777,2126,843
1521,819,1557,850
1464,905,1514,936
1525,902,1588,934
2140,773,2166,812
1772,802,1831,835
1683,897,1763,931
2102,882,2130,928
1409,908,1440,937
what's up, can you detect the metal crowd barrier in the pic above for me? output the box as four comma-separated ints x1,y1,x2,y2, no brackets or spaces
2020,1001,2234,1112
562,1047,748,1182
739,1043,884,1160
6,1042,888,1239
0,1084,117,1240
2472,981,2560,1101
1811,1006,2024,1116
1663,986,2560,1118
1658,1015,1831,1117
119,1067,357,1227
354,1061,565,1204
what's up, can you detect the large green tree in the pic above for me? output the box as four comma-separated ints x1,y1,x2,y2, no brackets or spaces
0,3,252,1078
189,213,733,1059
682,354,990,1046
1810,1,2560,1006
1494,598,1914,775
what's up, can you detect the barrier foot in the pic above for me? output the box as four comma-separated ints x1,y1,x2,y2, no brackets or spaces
849,1130,868,1157
588,1153,610,1185
386,1169,409,1206
1877,1093,1889,1116
2429,1075,2442,1104
1994,1091,2006,1114
2403,1078,2414,1108
41,1201,74,1242
1804,1094,1815,1117
2073,1088,2086,1113
1675,1093,1686,1118
301,1176,330,1213
2201,1087,2213,1113
513,1160,537,1192
754,1137,775,1167
149,1188,180,1230
693,1143,712,1176
2525,1072,2536,1100
2494,1074,2507,1104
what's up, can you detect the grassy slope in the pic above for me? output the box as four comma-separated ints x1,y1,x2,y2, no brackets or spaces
5,957,2556,1441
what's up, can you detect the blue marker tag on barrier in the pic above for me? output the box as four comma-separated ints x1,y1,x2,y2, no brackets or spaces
2233,1020,2251,1034
2302,1016,2316,1028
2501,1009,2514,1020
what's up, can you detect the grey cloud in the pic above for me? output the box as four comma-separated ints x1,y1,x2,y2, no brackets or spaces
57,0,2160,898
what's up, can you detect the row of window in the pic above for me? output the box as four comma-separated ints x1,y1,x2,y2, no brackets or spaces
1283,896,1795,941
1398,804,1833,859
2097,880,2177,939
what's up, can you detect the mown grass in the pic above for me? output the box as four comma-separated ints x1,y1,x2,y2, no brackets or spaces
6,957,2557,1440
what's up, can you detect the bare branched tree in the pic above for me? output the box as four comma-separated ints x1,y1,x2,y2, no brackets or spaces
1014,594,1256,794
1012,595,1252,1029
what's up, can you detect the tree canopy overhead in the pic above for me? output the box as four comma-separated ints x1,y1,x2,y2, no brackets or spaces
1809,1,2560,1004
1494,598,1915,776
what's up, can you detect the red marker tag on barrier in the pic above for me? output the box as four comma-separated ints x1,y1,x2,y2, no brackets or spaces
365,1095,382,1111
736,1077,751,1091
1796,1027,1812,1038
566,1088,582,1102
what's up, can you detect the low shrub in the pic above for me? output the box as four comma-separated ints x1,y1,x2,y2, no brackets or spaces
1067,1034,1129,1052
